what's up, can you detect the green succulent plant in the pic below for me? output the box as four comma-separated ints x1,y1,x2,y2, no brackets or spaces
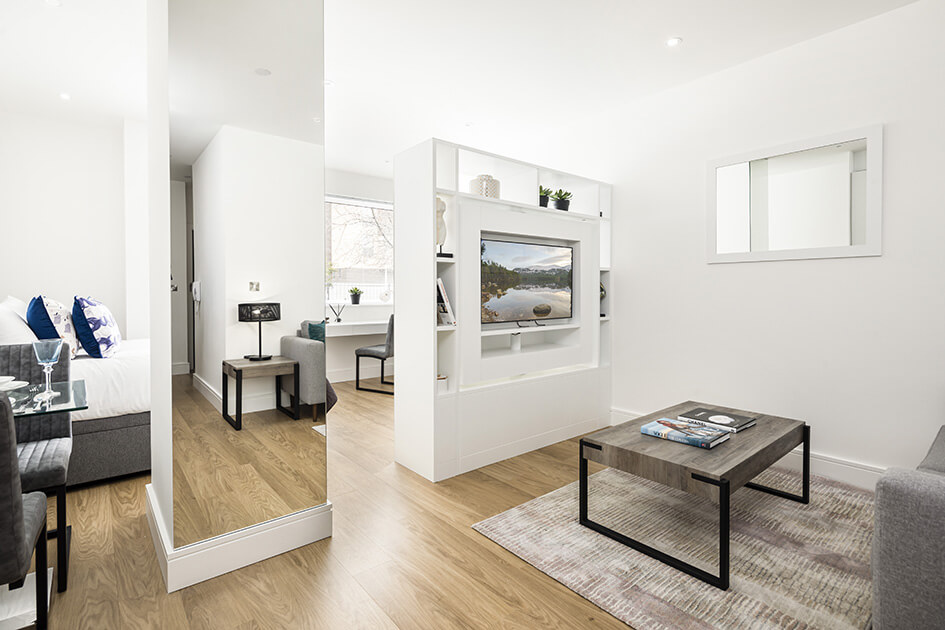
348,287,364,295
551,189,572,201
539,185,553,197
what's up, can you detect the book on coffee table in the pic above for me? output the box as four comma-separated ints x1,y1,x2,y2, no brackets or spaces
640,418,730,449
678,407,757,433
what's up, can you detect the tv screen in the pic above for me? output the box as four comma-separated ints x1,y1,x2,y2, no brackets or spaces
480,239,573,324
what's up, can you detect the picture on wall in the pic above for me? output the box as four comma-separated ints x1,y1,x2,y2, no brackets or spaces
480,239,572,324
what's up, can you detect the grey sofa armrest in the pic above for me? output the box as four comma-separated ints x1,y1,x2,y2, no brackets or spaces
0,343,72,442
279,336,326,406
872,467,945,629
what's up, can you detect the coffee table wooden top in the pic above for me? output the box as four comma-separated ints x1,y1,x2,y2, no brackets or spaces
583,401,806,501
223,356,297,378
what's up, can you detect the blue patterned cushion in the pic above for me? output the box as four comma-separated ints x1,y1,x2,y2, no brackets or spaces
72,296,122,358
26,296,79,358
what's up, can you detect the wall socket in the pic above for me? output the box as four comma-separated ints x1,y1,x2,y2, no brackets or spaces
249,281,260,292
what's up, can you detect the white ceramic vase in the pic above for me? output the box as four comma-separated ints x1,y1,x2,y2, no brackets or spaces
469,174,500,199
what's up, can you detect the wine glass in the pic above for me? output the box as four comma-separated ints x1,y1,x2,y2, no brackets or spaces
32,339,63,403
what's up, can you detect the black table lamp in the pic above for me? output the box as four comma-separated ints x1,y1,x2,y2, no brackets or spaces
238,302,281,361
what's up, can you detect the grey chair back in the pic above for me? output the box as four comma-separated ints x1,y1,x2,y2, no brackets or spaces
0,396,28,583
384,314,394,358
0,343,71,443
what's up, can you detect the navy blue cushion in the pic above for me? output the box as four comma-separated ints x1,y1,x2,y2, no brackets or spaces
26,296,58,339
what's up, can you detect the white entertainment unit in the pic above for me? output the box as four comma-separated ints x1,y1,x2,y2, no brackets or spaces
393,139,613,481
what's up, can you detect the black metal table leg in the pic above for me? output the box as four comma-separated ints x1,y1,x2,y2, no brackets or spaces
56,486,68,591
293,363,300,419
745,425,810,504
579,439,731,590
222,368,242,430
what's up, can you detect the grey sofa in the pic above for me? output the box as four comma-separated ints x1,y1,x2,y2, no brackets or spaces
280,320,327,418
872,426,945,629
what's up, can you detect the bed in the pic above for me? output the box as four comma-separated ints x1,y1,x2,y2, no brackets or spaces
68,338,151,485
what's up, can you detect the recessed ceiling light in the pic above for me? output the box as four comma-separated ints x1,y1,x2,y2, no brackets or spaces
666,37,683,48
254,68,271,76
59,92,71,101
323,80,334,87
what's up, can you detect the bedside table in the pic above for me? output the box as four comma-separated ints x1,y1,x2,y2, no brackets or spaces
221,356,300,430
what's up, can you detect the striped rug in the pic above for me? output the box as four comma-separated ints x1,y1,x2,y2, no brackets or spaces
473,468,874,629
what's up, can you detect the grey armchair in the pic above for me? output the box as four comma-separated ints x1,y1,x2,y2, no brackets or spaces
872,426,945,629
0,343,72,593
280,320,327,420
1,395,49,630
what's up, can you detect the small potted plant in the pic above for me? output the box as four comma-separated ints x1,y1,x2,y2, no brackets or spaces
539,185,552,207
551,189,572,211
348,287,363,304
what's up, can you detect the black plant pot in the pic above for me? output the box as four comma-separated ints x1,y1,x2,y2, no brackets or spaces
552,199,570,211
539,195,549,207
350,294,361,304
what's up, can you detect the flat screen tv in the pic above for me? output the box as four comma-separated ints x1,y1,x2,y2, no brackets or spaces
480,239,573,324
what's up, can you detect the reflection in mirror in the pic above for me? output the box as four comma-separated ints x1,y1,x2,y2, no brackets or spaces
169,0,326,548
709,126,882,263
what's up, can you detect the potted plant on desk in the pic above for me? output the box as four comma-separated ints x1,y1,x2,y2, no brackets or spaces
349,287,363,304
551,189,572,211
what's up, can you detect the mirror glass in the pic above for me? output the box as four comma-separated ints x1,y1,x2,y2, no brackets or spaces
169,0,326,548
709,127,882,263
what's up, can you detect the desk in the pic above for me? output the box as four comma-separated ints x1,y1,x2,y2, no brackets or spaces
326,320,389,337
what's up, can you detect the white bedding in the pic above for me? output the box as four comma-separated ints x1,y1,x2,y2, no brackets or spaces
70,338,151,421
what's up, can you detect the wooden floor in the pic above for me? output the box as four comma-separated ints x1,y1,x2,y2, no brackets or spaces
172,375,328,547
41,377,619,629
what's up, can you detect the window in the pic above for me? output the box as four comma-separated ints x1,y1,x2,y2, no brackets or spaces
325,196,394,305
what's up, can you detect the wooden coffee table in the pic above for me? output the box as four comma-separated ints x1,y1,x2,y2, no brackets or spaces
579,400,810,590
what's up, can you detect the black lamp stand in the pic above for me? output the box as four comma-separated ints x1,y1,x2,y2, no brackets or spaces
244,320,272,361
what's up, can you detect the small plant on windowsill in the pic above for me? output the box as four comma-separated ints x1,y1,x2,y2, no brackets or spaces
551,189,572,211
348,287,363,305
539,185,552,208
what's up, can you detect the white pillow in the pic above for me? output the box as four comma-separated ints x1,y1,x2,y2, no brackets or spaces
0,304,38,345
1,296,28,322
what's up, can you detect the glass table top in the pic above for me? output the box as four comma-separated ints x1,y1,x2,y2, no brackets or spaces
7,380,88,417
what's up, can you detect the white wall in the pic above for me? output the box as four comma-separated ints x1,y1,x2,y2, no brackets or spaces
124,119,150,338
0,109,128,329
596,0,945,476
170,180,188,374
193,126,324,411
325,168,394,381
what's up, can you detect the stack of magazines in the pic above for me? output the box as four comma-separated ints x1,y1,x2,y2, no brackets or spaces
640,419,731,449
677,407,756,433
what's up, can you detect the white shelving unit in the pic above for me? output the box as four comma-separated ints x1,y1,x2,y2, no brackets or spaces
394,139,614,481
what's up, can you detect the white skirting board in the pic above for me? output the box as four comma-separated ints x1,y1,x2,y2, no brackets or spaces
145,484,332,592
609,407,885,491
0,568,52,630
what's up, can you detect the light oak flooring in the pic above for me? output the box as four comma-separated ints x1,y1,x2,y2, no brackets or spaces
172,375,328,547
39,377,619,629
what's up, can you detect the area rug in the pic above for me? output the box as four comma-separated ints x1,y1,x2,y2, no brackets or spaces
473,468,874,629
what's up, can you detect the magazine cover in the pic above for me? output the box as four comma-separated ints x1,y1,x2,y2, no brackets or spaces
640,418,730,449
678,407,756,433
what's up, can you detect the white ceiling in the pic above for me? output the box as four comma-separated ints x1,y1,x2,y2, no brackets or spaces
324,0,916,179
0,0,146,124
169,0,324,180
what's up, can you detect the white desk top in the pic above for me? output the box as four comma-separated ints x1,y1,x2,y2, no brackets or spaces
325,320,389,337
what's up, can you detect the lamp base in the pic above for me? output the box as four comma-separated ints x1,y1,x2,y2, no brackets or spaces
244,354,272,362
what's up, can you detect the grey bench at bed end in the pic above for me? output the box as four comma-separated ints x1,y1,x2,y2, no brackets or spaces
68,411,150,487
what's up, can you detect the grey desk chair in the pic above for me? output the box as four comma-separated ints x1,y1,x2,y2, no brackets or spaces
355,315,393,395
0,343,72,593
1,396,49,630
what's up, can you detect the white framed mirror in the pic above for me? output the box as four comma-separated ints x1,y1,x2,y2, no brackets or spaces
707,125,883,263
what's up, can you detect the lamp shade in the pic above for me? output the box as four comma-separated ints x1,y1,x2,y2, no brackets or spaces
238,302,281,322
